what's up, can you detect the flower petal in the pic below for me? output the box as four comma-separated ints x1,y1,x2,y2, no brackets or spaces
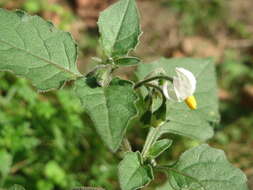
176,67,196,92
162,81,180,101
174,67,196,99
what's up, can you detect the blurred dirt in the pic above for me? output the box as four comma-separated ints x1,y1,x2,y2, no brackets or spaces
135,1,180,59
75,0,115,28
135,1,227,61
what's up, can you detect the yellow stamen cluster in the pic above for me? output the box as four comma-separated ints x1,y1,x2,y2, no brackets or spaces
185,95,197,110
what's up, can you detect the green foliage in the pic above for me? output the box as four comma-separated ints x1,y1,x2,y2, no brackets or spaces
136,58,220,141
118,152,153,190
8,184,25,190
163,0,225,35
0,1,250,190
22,0,75,31
86,65,114,87
23,0,42,13
0,73,120,190
44,161,67,188
0,9,81,91
74,78,137,152
98,0,141,57
146,139,172,160
0,150,12,185
158,144,249,190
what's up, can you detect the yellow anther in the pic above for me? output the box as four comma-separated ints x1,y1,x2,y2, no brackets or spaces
185,95,197,110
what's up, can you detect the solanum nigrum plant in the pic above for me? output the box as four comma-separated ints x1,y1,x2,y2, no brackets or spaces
0,0,249,190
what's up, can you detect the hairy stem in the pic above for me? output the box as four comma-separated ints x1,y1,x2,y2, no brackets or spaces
121,138,132,152
134,76,173,89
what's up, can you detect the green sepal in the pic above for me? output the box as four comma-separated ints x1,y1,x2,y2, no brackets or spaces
146,139,172,160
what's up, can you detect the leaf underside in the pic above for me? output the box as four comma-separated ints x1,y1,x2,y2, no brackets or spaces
74,78,137,152
0,9,81,91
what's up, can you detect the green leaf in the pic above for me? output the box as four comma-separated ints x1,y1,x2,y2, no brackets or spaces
74,77,137,152
0,150,12,177
0,9,82,91
44,161,67,186
118,152,154,190
147,139,172,159
136,58,220,141
98,0,141,57
114,57,140,66
8,184,26,190
157,144,249,190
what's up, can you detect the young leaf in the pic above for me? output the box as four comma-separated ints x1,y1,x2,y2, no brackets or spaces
74,77,137,152
114,57,140,66
157,144,249,190
0,9,82,91
136,58,220,141
86,64,113,87
147,139,172,159
98,0,141,57
118,152,154,190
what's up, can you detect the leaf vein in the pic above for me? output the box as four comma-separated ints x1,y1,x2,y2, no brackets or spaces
0,39,81,78
111,0,131,52
62,41,71,70
31,21,51,59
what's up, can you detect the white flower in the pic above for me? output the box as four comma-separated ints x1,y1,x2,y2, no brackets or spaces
162,67,197,110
